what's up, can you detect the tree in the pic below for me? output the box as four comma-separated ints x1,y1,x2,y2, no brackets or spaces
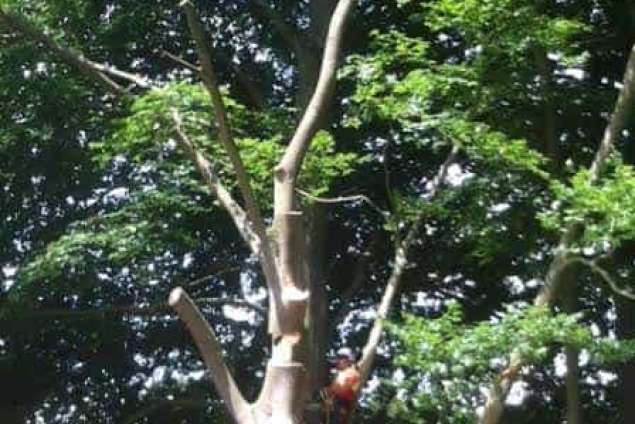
2,1,635,423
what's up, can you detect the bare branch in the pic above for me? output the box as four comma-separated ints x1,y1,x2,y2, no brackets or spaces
169,287,254,423
295,188,389,218
569,256,635,301
0,9,151,94
480,43,635,424
180,1,275,276
161,49,201,73
171,109,262,256
275,0,356,180
357,145,459,385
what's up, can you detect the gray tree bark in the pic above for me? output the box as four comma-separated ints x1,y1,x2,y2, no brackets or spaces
172,1,357,422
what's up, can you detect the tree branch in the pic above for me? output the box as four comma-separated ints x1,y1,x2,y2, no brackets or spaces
275,0,355,181
161,49,201,73
161,49,267,109
171,109,263,257
0,8,151,94
569,256,635,301
187,267,242,289
180,1,276,282
480,43,635,424
169,287,254,423
357,145,459,385
295,188,389,219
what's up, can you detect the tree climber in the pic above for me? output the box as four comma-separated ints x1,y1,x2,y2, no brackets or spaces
322,347,361,424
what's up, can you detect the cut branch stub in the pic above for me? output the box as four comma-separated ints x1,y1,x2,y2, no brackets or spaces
278,211,309,301
168,287,253,423
271,210,310,339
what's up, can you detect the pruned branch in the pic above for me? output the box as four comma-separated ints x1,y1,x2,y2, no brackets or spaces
275,0,355,181
357,145,460,385
480,43,635,424
171,109,263,257
180,1,275,279
169,287,254,423
0,8,151,94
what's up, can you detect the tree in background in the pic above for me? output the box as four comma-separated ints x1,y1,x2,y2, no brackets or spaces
1,1,635,423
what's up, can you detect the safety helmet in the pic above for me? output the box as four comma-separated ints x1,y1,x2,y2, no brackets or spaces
336,347,355,361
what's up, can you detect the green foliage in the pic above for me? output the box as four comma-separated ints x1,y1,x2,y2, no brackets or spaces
342,33,484,126
384,304,635,423
540,158,635,248
92,83,364,208
299,130,366,198
343,29,548,179
438,117,548,178
426,0,587,55
17,190,205,288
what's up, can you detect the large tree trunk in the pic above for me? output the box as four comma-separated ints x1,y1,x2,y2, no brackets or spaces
170,1,357,422
306,204,330,393
562,274,582,424
533,47,558,170
616,298,635,424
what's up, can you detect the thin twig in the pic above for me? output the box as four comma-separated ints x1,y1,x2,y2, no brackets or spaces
161,49,201,73
197,297,266,315
295,188,389,218
187,266,242,289
568,256,635,301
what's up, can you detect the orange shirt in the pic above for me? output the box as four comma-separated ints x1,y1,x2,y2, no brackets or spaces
329,367,360,402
